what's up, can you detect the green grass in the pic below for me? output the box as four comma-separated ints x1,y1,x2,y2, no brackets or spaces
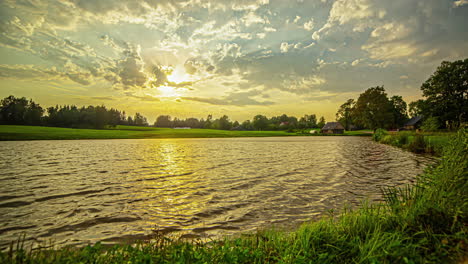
373,129,454,156
1,130,466,263
0,125,372,140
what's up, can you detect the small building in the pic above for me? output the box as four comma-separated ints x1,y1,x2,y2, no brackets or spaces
402,116,423,130
321,122,345,134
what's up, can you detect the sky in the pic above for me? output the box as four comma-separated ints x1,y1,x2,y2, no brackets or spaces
0,0,467,123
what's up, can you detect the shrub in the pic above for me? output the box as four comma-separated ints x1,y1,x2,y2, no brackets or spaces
408,134,426,153
372,128,388,141
421,116,439,132
396,132,410,146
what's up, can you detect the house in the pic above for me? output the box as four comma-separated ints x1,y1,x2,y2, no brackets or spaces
321,122,345,134
402,116,423,130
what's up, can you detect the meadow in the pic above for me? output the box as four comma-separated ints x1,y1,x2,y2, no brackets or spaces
0,125,372,141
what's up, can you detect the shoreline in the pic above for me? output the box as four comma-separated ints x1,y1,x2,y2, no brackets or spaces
0,125,372,141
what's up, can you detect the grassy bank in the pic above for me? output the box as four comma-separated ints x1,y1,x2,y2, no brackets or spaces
0,125,372,140
372,129,453,156
2,130,466,263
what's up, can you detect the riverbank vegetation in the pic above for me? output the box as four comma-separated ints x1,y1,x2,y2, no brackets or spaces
2,129,466,263
0,125,372,141
372,129,453,156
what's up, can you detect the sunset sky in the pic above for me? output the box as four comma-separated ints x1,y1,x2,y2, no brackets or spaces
1,0,467,123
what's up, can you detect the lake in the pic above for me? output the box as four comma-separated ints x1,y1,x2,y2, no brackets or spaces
0,137,435,249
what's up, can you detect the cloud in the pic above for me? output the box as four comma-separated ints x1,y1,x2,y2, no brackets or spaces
125,94,161,102
183,90,274,106
280,42,294,53
0,64,93,85
91,96,114,101
303,19,314,31
453,0,468,7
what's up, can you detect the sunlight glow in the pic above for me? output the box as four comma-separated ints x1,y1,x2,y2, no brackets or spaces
158,86,180,97
167,66,190,84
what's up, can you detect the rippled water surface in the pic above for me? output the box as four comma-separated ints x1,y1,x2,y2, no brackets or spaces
0,137,435,249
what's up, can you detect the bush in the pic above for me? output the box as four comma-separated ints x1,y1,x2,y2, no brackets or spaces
372,128,388,141
421,116,439,132
396,132,410,146
408,134,426,153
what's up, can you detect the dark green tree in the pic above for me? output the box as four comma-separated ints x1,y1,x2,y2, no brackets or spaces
420,59,468,129
218,115,232,130
317,116,326,128
408,99,427,118
389,95,408,128
353,86,393,130
335,99,355,130
252,115,269,130
155,115,172,127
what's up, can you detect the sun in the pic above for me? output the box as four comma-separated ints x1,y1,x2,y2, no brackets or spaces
167,66,190,84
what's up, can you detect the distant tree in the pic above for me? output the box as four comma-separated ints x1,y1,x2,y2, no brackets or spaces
252,114,269,130
127,116,134,126
0,95,44,125
133,112,148,126
241,120,253,130
155,115,172,127
353,86,393,130
232,120,240,128
420,59,468,129
95,105,109,128
335,99,355,130
408,99,427,118
204,114,213,129
389,95,408,128
317,116,326,128
218,115,232,130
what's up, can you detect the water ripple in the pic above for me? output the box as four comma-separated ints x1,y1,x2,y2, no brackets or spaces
0,137,435,250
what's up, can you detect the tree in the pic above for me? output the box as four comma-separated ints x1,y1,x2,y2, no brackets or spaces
218,115,232,130
0,95,44,125
317,116,326,128
420,59,468,129
252,115,269,130
133,112,148,126
389,95,408,128
353,86,394,130
0,95,28,125
241,120,253,130
421,116,439,132
408,99,427,118
335,99,355,130
155,115,172,127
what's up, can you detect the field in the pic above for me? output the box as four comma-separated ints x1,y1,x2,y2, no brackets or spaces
0,125,372,141
2,129,466,263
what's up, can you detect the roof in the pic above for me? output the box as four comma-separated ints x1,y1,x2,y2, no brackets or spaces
322,122,345,130
404,116,423,126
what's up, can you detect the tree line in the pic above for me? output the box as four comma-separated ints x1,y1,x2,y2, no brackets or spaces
0,96,148,129
154,114,327,131
335,58,467,131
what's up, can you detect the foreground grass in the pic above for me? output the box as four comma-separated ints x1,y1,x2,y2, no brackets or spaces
0,125,372,140
373,129,454,156
1,130,466,263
